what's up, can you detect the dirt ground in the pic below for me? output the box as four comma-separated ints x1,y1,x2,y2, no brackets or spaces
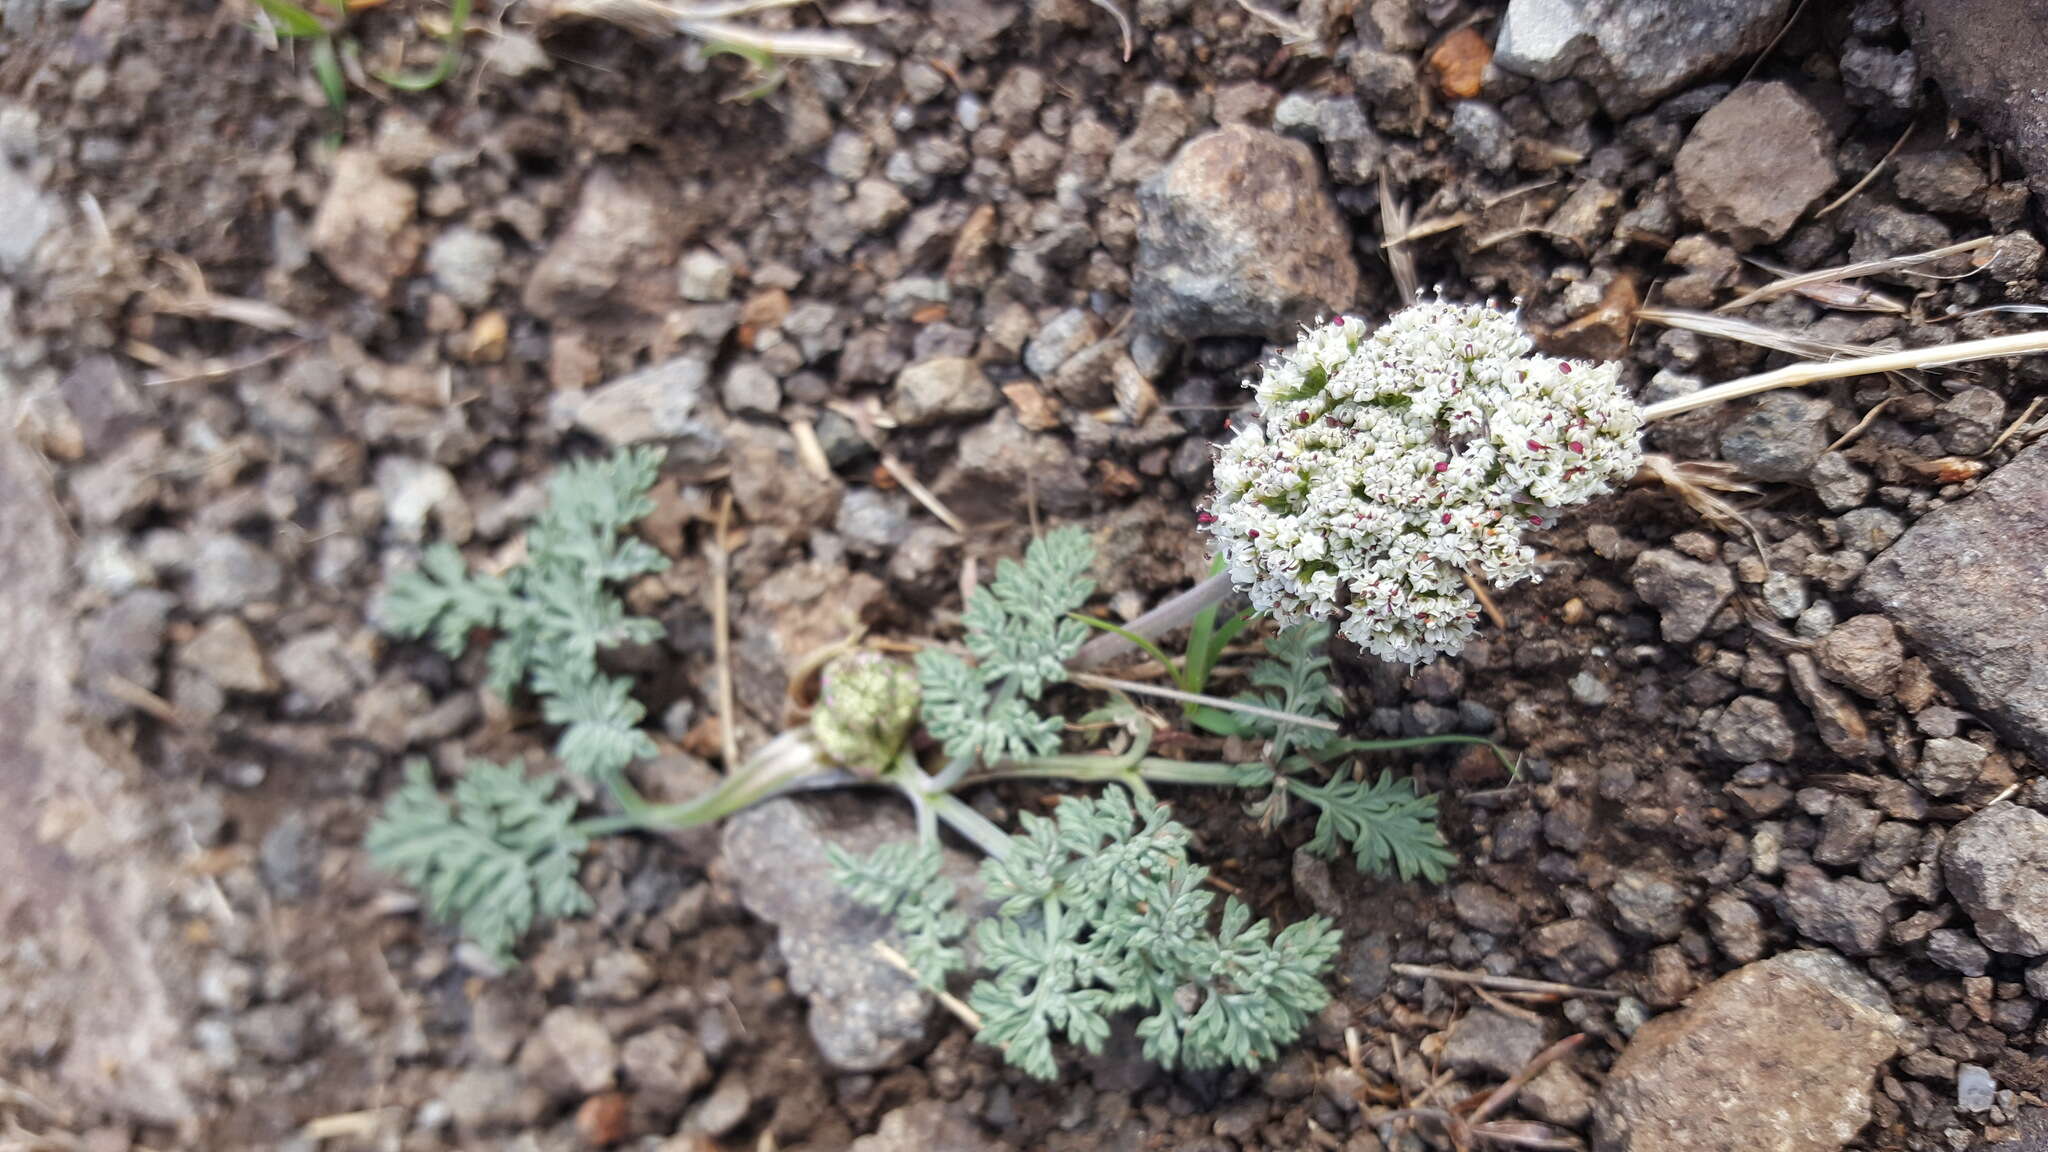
4,0,2048,1149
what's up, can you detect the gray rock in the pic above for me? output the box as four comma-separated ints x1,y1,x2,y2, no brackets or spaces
677,249,734,302
189,533,284,613
1608,869,1691,941
1935,386,2005,456
849,1100,1003,1152
1957,1064,1997,1113
1710,696,1797,763
442,1065,536,1133
1521,1063,1596,1126
1787,652,1880,762
619,1025,710,1112
1815,615,1902,699
936,413,1092,521
1926,928,1991,976
1809,453,1872,512
79,590,175,720
1917,736,1988,798
1450,882,1521,935
684,1075,753,1137
1893,151,1989,215
1782,866,1896,955
0,111,58,275
1904,0,2048,209
1134,125,1358,341
891,357,999,426
1442,1009,1548,1078
836,488,912,555
1704,891,1765,963
518,1007,617,1100
1529,918,1624,982
1448,102,1515,172
424,227,504,308
176,616,274,695
722,796,984,1070
1594,951,1903,1152
1814,801,1881,866
1942,803,2048,955
1496,0,1792,113
1836,507,1904,554
1631,549,1734,643
1719,394,1833,481
556,357,726,468
259,812,319,902
1677,83,1838,248
1024,308,1104,379
1859,440,2048,759
273,630,370,712
720,361,782,417
69,431,165,526
522,167,678,320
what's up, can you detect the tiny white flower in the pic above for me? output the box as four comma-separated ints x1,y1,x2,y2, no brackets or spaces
1203,300,1645,664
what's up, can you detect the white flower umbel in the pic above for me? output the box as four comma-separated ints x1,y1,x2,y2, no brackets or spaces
1204,300,1645,664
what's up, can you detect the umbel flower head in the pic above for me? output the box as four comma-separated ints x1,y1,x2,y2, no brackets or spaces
813,652,922,775
1203,300,1645,664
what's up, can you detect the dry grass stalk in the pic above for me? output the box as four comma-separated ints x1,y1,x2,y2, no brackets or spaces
1716,235,1993,313
1637,453,1770,561
1817,119,1917,218
1378,167,1421,301
709,491,739,769
1986,394,2046,456
1641,328,2048,420
1637,305,1907,364
880,451,967,535
1825,397,1893,453
547,0,875,61
871,941,982,1027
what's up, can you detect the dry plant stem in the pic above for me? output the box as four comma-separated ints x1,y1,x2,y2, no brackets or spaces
1826,396,1893,453
1468,1034,1586,1124
1389,963,1624,1000
872,940,984,1027
1462,569,1508,631
1070,570,1236,669
1716,235,1992,313
1070,671,1342,732
709,492,739,769
1817,118,1916,218
1987,394,2046,456
1641,329,2048,421
880,451,967,535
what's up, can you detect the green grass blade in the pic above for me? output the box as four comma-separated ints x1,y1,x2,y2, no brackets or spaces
311,36,348,113
252,0,326,38
372,0,470,91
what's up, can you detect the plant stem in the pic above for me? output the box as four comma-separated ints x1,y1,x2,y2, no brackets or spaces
574,730,838,837
1642,328,2048,421
1069,571,1237,670
1070,671,1342,732
925,792,1015,859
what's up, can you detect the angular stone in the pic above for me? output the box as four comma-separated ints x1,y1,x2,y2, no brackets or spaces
1942,803,2048,956
1442,1009,1548,1078
722,794,985,1071
310,149,420,300
849,1100,1002,1152
1594,951,1904,1152
1496,0,1793,113
1676,83,1839,248
1631,549,1734,644
1718,394,1833,482
1608,869,1691,941
891,357,999,427
554,357,726,471
1860,440,2048,761
1905,0,2048,209
523,167,681,321
1134,125,1357,341
1782,866,1895,956
176,616,275,694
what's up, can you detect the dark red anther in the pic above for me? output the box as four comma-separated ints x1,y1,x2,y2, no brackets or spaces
1441,512,1452,524
1529,515,1544,526
1569,440,1585,454
1325,416,1343,428
1197,512,1216,525
1332,315,1346,326
1434,461,1450,473
1526,439,1546,452
1247,529,1260,539
1558,362,1572,374
1297,410,1314,423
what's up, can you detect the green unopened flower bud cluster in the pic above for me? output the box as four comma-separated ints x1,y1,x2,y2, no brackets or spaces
1205,301,1644,664
813,652,921,775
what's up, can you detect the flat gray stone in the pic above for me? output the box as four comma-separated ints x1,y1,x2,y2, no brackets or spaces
1860,440,2048,761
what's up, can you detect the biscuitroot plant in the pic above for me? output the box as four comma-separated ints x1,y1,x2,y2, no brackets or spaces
367,446,1493,1079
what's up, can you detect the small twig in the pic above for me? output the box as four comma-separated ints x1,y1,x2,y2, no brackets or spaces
1984,782,2021,810
1470,1034,1586,1124
1818,119,1917,218
1472,985,1546,1024
871,941,982,1028
1642,328,2048,421
1825,396,1893,453
300,1110,392,1140
1088,0,1134,60
1985,394,2046,456
880,451,967,535
710,491,739,769
1070,671,1341,732
136,339,307,387
1379,167,1421,302
1390,964,1624,1000
98,674,190,728
1716,236,1992,313
1462,569,1507,631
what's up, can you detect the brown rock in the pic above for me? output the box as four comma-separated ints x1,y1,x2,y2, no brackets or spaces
1594,951,1904,1152
1427,27,1493,99
1135,125,1358,340
1675,82,1838,248
1815,615,1902,699
310,149,420,300
524,167,683,321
